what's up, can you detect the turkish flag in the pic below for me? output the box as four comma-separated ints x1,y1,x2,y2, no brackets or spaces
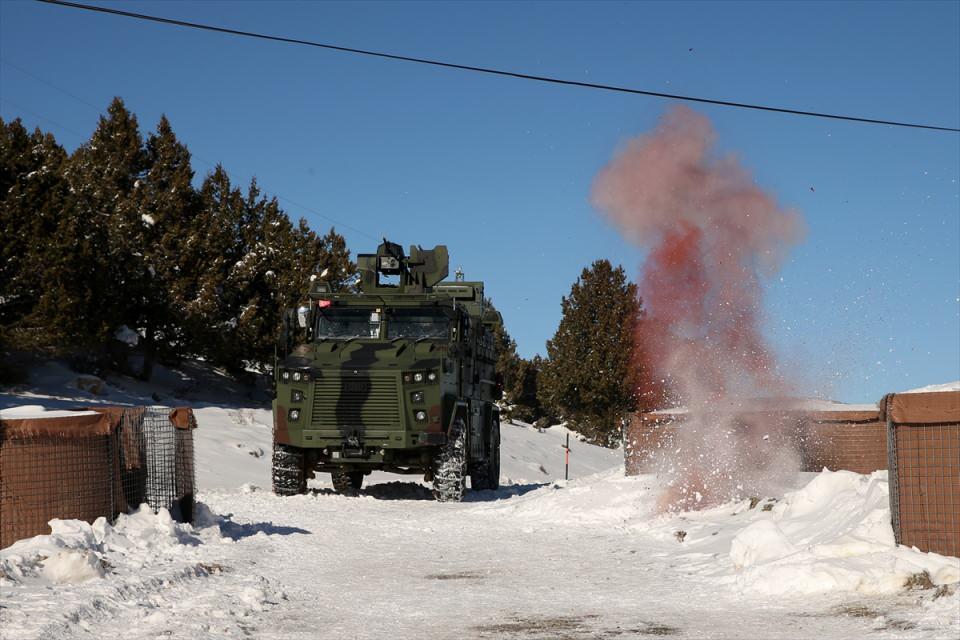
318,300,332,308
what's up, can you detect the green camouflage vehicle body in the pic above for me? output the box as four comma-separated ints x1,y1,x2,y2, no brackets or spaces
272,240,502,501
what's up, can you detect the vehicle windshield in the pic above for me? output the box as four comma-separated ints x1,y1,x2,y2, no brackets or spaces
387,308,450,340
316,308,380,339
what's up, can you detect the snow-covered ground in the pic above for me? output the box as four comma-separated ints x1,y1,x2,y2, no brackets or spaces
1,362,958,639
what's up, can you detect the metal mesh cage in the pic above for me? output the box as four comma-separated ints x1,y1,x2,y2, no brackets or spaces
0,406,197,548
174,416,196,522
0,415,116,548
117,406,195,522
887,420,960,557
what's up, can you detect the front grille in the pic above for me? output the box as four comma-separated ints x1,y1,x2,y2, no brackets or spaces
311,374,401,428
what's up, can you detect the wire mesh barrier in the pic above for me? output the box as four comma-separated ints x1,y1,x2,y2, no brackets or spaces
0,413,116,548
885,391,960,558
0,407,196,548
113,406,196,523
793,413,887,474
173,410,196,524
623,407,887,477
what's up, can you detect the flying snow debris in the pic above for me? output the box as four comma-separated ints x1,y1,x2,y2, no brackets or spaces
592,106,805,509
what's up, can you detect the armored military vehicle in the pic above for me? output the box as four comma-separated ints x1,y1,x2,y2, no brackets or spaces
271,240,502,502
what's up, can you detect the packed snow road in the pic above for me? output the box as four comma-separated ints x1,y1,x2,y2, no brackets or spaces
3,468,957,640
194,478,954,640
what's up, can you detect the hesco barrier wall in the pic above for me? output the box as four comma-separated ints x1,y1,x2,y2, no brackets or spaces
0,406,196,548
794,409,887,474
624,405,887,476
0,412,116,549
885,390,960,558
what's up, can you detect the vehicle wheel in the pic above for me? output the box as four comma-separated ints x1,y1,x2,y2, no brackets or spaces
272,442,308,496
433,419,467,502
470,419,500,491
332,470,364,495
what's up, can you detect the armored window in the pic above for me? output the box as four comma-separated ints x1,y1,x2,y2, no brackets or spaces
386,309,450,340
316,309,380,339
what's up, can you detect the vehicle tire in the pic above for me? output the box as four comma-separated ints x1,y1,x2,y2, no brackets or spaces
470,419,500,491
487,419,501,490
272,442,307,496
332,470,364,495
433,419,467,502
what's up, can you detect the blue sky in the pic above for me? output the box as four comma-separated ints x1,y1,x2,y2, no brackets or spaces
1,0,958,403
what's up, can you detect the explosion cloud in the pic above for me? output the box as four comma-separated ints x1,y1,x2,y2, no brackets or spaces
592,106,805,509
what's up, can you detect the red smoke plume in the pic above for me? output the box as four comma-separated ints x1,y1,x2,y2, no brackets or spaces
592,106,805,509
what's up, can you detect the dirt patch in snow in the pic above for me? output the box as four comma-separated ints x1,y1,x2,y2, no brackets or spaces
474,614,597,636
812,604,917,633
831,604,882,618
473,615,679,638
425,570,487,580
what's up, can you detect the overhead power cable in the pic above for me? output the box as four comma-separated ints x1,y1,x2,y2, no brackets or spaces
36,0,960,134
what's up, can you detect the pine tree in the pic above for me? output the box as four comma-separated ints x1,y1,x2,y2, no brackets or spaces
132,115,198,377
30,98,148,361
538,260,643,447
483,298,521,408
0,118,69,344
3,100,357,380
178,165,246,369
180,168,356,374
506,355,552,424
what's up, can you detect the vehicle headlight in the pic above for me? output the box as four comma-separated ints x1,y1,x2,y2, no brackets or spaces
292,390,304,402
412,391,424,403
427,371,437,382
413,372,424,382
288,408,301,421
293,371,302,382
281,370,290,381
415,410,427,422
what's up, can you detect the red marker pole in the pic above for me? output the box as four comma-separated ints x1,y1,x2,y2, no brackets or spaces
564,432,570,481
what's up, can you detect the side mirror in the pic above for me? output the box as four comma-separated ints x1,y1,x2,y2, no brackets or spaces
296,305,310,329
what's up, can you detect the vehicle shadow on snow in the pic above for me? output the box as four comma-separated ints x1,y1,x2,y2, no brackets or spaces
464,483,550,502
310,481,549,502
213,516,312,540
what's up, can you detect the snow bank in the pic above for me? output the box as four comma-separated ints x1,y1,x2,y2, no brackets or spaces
728,469,960,595
0,405,99,419
0,507,200,585
511,466,958,601
901,381,960,394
